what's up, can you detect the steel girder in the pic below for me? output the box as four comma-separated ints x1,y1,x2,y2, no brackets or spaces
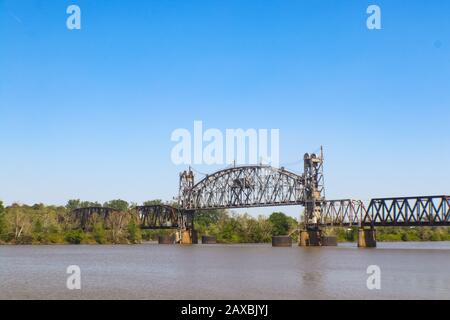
321,196,450,227
321,199,366,227
363,195,450,227
136,205,194,230
180,165,305,210
70,207,118,230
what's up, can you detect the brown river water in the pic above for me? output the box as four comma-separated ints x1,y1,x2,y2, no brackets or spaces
1,242,450,300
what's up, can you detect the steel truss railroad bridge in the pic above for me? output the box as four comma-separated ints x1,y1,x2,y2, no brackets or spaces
70,149,449,246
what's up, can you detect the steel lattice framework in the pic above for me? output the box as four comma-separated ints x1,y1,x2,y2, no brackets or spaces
180,165,306,210
70,207,119,230
320,196,450,227
136,205,194,230
71,205,194,231
70,197,450,230
69,154,448,231
320,199,366,227
363,195,450,227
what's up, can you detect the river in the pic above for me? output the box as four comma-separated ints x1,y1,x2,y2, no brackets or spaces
1,242,450,300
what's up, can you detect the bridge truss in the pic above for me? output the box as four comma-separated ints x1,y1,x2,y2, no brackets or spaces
71,196,450,231
70,207,119,230
179,165,306,210
136,205,194,230
70,205,194,231
70,148,448,231
321,196,450,227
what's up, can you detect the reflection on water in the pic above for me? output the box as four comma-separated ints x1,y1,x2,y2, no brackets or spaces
1,242,450,300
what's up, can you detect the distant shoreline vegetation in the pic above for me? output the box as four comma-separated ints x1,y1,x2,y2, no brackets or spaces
0,200,449,245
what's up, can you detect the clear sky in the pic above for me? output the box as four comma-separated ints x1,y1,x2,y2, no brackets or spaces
1,0,449,216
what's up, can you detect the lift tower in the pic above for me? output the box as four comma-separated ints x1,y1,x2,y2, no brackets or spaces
177,168,197,244
300,147,325,246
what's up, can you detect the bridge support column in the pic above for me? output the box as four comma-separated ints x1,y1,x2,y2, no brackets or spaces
299,229,322,246
321,236,337,246
272,236,292,247
180,229,198,245
358,228,376,248
158,235,175,244
202,236,217,244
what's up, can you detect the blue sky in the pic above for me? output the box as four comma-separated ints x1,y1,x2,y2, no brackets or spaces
1,0,449,216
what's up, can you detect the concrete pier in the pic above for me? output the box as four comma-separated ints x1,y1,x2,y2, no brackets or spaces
321,236,338,246
299,230,322,246
158,235,175,244
299,230,338,247
358,228,377,248
272,236,292,247
180,230,198,245
202,235,217,244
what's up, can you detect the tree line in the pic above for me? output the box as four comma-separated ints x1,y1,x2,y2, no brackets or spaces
0,199,449,244
0,199,298,245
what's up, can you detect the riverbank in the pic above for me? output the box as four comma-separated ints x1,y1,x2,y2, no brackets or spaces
327,226,450,242
2,231,450,245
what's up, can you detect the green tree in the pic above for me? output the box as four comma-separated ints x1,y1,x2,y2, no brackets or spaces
268,212,296,236
401,233,409,241
65,229,86,244
104,199,129,212
143,199,163,206
66,199,81,211
195,209,227,236
93,222,107,244
105,211,131,243
216,213,243,243
0,200,5,240
5,204,32,242
246,215,273,243
127,218,142,244
66,199,101,211
196,209,226,226
80,201,102,208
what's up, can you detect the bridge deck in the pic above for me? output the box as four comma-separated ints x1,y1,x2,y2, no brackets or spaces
69,196,450,230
